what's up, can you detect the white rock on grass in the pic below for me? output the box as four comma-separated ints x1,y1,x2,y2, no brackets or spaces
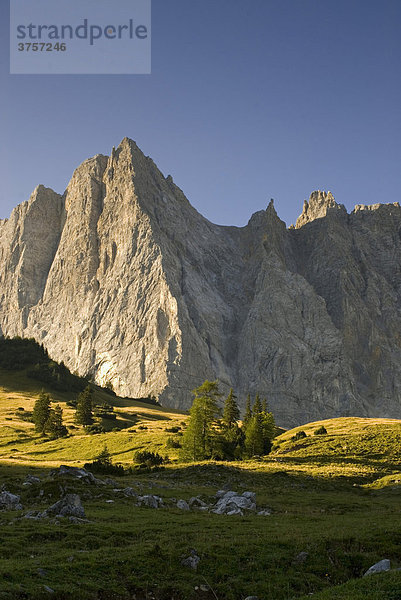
363,559,391,576
138,495,163,509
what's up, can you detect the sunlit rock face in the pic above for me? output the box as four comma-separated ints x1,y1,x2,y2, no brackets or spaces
1,138,401,427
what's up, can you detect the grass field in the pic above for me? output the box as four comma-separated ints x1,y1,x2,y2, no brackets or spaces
1,368,401,600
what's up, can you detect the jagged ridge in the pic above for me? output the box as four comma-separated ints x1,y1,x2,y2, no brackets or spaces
1,138,401,427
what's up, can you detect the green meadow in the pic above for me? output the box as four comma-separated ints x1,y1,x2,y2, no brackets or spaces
1,367,401,600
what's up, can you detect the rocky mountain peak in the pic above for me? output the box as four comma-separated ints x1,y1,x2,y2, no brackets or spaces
295,190,345,228
2,141,401,427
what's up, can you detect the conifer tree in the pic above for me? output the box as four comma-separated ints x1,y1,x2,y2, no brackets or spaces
253,394,262,416
33,391,51,434
181,380,221,461
244,415,264,457
222,388,240,429
95,445,112,465
46,405,68,439
243,394,252,427
261,410,275,454
75,385,94,427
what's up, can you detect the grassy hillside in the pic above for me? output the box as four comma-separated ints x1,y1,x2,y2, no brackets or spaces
270,417,401,484
0,367,186,468
1,367,401,600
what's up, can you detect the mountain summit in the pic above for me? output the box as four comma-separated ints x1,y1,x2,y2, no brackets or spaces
1,138,401,426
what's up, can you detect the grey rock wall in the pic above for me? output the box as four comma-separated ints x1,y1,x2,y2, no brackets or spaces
1,138,400,426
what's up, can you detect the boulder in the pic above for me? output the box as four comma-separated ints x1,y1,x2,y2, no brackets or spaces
43,493,85,518
176,499,190,511
212,490,257,514
181,549,200,570
363,559,391,576
242,491,256,501
0,491,23,511
23,474,41,486
188,496,208,509
138,495,163,509
51,465,104,485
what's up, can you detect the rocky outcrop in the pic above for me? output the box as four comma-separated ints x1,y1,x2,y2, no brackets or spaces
1,137,401,426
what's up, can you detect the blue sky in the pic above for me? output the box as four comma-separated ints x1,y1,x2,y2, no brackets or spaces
0,0,400,226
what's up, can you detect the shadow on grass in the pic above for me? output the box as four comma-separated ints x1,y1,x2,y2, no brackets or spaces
275,453,401,472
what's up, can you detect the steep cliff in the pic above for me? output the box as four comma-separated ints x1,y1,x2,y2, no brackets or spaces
1,138,400,426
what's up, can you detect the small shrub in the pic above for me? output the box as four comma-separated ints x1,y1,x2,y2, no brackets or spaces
314,425,328,435
87,424,106,435
166,437,181,449
165,426,180,433
84,445,127,476
133,450,164,467
291,430,307,441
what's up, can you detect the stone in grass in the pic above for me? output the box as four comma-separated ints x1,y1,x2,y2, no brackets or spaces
0,491,23,511
23,474,41,486
181,549,200,570
43,494,85,519
292,551,309,565
138,495,163,509
123,487,137,498
43,585,55,594
188,496,208,509
176,499,190,511
363,559,391,576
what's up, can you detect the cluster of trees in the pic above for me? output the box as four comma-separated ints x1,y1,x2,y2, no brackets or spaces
32,385,97,439
180,381,276,462
32,391,68,439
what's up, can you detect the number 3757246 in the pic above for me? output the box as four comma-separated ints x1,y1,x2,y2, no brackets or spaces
18,42,67,51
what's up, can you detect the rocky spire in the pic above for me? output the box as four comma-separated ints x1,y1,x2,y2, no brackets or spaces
295,190,343,229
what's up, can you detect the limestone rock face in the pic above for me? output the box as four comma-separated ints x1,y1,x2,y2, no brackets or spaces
1,138,401,426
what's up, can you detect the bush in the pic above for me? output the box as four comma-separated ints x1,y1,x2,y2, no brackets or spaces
292,430,307,441
87,424,106,435
85,460,126,476
314,425,327,435
84,445,127,476
166,437,181,449
165,426,181,433
133,450,164,467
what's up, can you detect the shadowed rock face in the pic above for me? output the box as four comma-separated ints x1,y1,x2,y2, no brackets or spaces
1,138,401,427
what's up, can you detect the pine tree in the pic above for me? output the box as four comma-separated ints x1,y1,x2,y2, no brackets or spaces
262,397,268,413
75,385,94,427
253,394,262,416
46,405,68,439
32,391,51,434
181,380,221,461
222,388,240,429
95,445,112,465
243,394,252,427
261,410,275,454
244,415,264,457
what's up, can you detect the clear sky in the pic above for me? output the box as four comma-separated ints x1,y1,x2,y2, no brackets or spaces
0,0,400,227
